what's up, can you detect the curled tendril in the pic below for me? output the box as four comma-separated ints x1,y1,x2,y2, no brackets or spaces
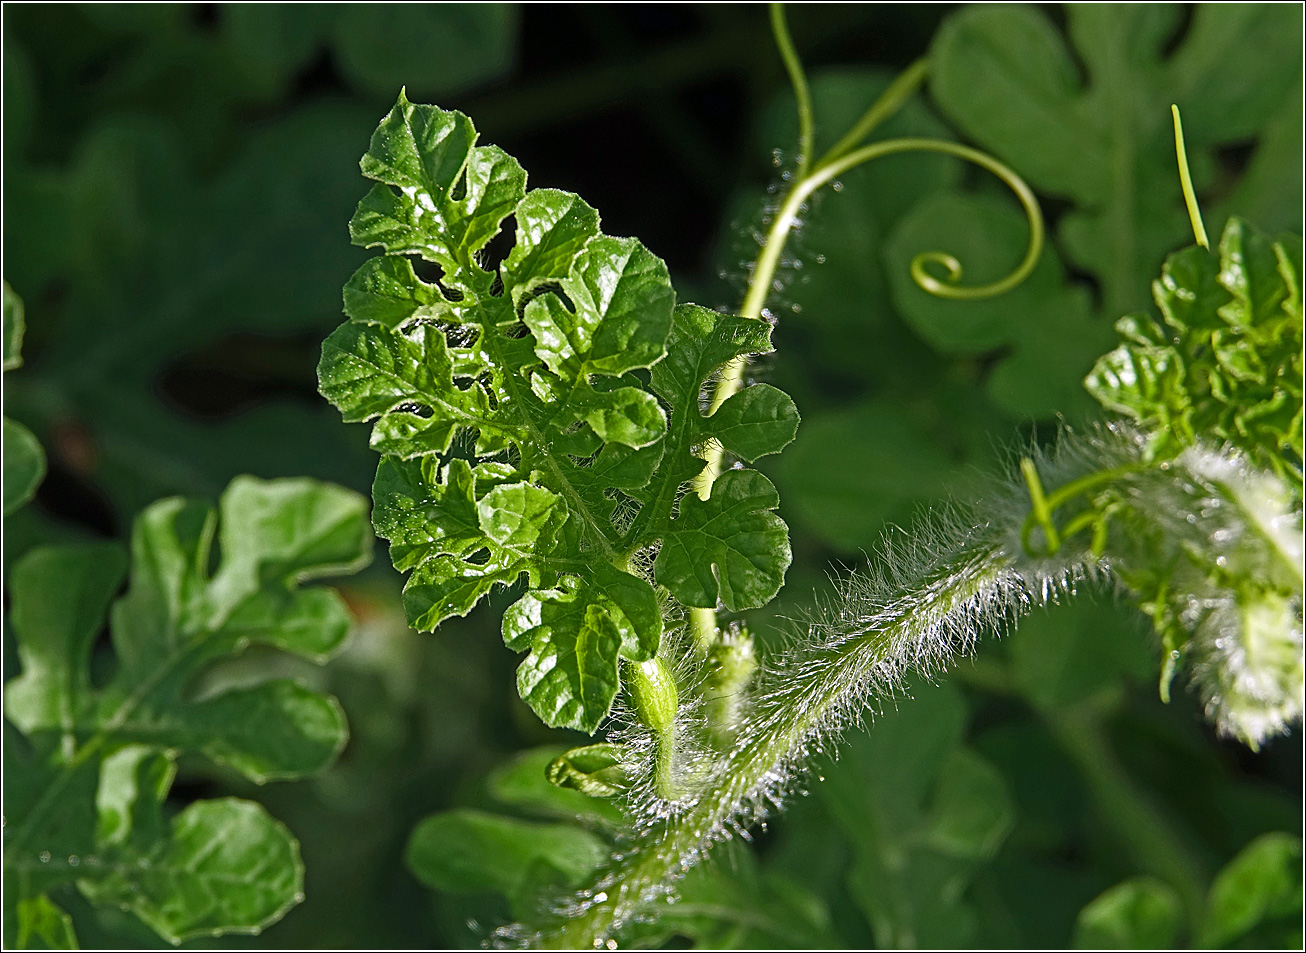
803,137,1045,300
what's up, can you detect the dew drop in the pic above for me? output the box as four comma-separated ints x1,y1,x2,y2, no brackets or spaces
831,180,844,192
606,941,618,951
68,855,79,867
39,851,51,863
814,254,827,264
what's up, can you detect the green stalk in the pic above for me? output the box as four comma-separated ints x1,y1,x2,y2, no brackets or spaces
518,420,1304,947
538,538,1020,947
688,44,1043,654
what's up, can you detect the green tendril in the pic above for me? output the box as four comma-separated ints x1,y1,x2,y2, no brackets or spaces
694,28,1044,649
1171,104,1210,251
1019,460,1150,558
820,57,930,166
770,2,813,180
1020,457,1061,556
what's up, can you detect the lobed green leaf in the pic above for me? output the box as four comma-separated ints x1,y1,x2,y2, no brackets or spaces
320,95,796,731
654,469,790,611
2,477,371,944
1072,877,1183,950
1085,218,1304,491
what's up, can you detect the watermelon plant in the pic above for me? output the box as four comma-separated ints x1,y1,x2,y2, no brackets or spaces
3,3,1301,950
316,5,1301,949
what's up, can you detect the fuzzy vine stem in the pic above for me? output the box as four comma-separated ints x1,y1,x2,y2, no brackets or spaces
526,423,1306,948
691,140,1043,647
538,8,1049,938
541,535,1019,948
688,8,1045,656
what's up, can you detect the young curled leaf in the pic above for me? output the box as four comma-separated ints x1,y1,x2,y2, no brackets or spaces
1086,218,1304,492
547,744,633,799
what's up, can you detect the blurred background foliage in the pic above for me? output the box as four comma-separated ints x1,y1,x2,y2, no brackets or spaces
2,3,1301,948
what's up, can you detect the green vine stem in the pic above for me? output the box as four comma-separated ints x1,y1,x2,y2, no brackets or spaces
514,426,1300,948
688,5,1045,654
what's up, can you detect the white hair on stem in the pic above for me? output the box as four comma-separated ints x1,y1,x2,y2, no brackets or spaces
495,423,1302,949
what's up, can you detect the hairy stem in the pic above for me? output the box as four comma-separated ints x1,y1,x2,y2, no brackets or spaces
535,534,1037,947
688,69,1044,652
512,425,1306,948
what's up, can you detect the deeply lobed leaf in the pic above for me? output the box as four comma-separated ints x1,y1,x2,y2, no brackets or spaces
1085,218,1304,494
319,93,796,732
2,477,372,944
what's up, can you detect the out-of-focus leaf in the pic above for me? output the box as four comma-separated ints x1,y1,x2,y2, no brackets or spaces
642,840,835,949
2,477,370,944
331,5,517,100
80,799,305,945
486,746,627,829
1200,832,1303,948
5,104,383,522
1072,877,1183,950
930,4,1303,320
1223,87,1305,236
885,191,1109,421
3,283,45,516
816,678,1013,949
4,280,24,370
924,748,1014,860
3,417,46,516
12,895,78,950
773,395,980,551
1008,602,1154,711
406,809,607,908
6,542,126,738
